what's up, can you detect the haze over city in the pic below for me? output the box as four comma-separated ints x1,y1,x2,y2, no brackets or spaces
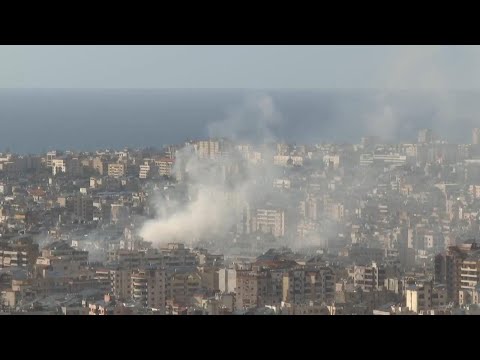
1,46,480,315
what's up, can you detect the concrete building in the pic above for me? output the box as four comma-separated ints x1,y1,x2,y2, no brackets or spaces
90,177,101,189
304,196,319,221
46,151,57,168
459,284,480,306
92,157,106,175
283,267,335,305
0,237,39,269
273,155,303,166
156,158,175,176
41,241,89,265
235,269,271,310
196,140,221,159
350,262,386,292
324,200,344,221
67,157,83,177
276,143,290,155
108,163,125,178
251,208,286,237
160,243,198,269
110,268,133,300
51,158,66,175
360,154,407,167
88,294,132,315
281,301,331,315
348,245,385,265
166,272,201,306
273,178,291,189
110,204,129,224
459,253,480,293
468,185,480,199
473,128,480,145
418,128,433,144
131,267,166,312
323,154,340,169
72,196,94,222
218,268,236,294
405,281,447,314
198,266,220,292
435,242,478,303
138,164,150,179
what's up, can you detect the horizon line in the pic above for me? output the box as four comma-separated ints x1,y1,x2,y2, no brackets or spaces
0,87,480,91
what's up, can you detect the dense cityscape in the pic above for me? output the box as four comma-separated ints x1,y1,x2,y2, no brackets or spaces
1,127,480,315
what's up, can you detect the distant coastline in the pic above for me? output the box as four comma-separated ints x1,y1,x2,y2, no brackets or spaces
0,89,477,153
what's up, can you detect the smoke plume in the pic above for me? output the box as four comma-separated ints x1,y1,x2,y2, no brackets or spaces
139,94,281,246
207,93,283,144
363,45,460,142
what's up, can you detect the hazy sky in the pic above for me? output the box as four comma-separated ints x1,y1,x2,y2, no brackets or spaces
1,45,480,89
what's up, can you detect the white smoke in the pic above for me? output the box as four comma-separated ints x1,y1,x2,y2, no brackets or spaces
140,184,242,246
364,102,397,142
139,94,281,247
207,93,283,144
364,45,459,142
380,45,445,91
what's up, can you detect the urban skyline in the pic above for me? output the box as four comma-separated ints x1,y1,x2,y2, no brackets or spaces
2,88,480,153
2,124,480,315
2,45,480,316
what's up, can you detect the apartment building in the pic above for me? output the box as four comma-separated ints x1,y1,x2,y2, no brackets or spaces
166,272,201,306
235,269,271,310
41,241,88,265
0,237,39,269
139,164,151,179
218,268,237,294
131,267,166,312
350,262,386,292
156,158,175,176
282,267,335,305
405,281,447,313
251,208,285,237
160,243,198,270
195,140,221,159
457,252,480,305
108,163,125,178
435,242,478,303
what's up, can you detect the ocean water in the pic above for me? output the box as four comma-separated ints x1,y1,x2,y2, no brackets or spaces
0,88,477,153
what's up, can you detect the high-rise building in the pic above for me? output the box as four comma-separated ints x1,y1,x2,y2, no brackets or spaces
459,253,480,295
218,268,237,293
196,140,221,159
41,240,89,264
418,129,433,144
138,164,151,179
108,163,125,178
131,267,166,312
0,236,39,269
165,272,201,306
155,158,175,176
435,241,478,303
350,262,386,292
405,281,447,313
251,208,286,237
92,157,106,175
67,157,83,177
282,267,335,304
473,128,480,145
46,151,57,168
235,269,271,310
71,196,94,222
51,158,66,175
